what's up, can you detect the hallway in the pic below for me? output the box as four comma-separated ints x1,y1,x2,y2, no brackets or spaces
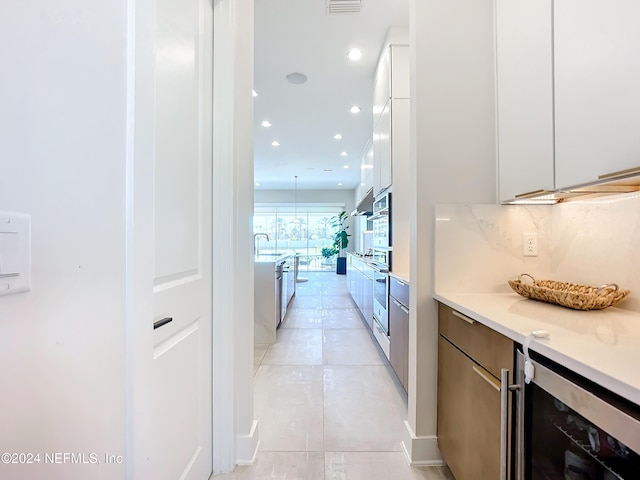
216,272,453,479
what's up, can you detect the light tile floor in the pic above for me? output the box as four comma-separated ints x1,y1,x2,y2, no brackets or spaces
215,272,454,480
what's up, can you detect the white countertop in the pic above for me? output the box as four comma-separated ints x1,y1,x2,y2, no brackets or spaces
434,291,640,405
254,252,295,263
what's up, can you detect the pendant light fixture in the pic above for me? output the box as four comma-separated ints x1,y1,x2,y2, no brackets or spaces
290,175,301,226
293,175,308,283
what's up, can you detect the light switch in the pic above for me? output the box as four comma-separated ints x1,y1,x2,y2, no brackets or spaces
0,212,31,296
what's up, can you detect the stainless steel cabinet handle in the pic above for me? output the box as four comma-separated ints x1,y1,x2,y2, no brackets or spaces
598,165,640,180
393,299,401,307
452,310,475,325
514,188,548,198
472,365,500,392
400,305,409,314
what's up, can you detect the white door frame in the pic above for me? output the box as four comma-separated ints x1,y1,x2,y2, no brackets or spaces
211,0,258,474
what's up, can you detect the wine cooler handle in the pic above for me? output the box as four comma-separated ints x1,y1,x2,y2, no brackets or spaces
500,368,509,480
500,369,521,480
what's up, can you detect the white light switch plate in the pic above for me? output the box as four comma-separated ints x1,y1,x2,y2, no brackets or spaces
0,212,31,296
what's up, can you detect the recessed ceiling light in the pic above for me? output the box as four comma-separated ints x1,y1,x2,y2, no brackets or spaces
261,120,272,128
347,48,362,61
343,165,349,169
338,182,343,186
286,72,308,84
255,182,260,186
272,141,280,147
340,151,347,156
252,90,258,97
350,106,361,114
334,134,342,140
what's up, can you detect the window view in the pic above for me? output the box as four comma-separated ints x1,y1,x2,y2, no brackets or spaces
253,204,345,272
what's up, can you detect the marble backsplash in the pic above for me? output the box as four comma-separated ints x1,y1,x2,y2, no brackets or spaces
434,193,640,312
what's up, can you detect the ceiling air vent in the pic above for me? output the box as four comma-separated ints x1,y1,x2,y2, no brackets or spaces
326,0,361,15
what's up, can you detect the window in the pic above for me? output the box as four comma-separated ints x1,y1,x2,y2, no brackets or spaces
253,203,345,271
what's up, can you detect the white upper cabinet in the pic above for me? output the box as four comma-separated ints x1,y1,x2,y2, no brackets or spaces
373,30,410,126
554,0,640,188
358,141,374,204
374,99,392,193
372,28,409,195
496,0,640,202
373,47,391,122
496,0,554,202
390,45,410,100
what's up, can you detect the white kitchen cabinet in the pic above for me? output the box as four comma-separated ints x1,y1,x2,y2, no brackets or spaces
389,98,410,275
362,263,374,330
372,28,409,196
373,97,411,197
358,142,374,205
373,99,391,194
554,0,640,188
496,0,554,202
373,47,391,120
496,0,640,202
372,34,409,121
347,253,375,331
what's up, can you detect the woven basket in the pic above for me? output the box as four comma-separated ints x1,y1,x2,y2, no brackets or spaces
508,274,630,310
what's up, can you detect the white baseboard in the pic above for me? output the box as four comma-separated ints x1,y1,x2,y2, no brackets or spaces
401,421,445,466
235,420,260,465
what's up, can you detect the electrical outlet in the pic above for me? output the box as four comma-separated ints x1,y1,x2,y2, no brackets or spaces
522,233,538,257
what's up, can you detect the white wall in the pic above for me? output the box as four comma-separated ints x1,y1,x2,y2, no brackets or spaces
405,0,498,464
0,1,128,479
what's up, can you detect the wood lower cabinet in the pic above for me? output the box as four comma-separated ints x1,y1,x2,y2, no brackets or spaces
437,303,514,480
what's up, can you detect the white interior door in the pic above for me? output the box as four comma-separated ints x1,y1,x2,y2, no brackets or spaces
150,0,213,477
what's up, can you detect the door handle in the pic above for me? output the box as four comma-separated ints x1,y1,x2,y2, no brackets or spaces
154,317,173,330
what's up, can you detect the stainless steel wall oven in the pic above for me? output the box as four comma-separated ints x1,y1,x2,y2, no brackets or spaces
371,191,391,254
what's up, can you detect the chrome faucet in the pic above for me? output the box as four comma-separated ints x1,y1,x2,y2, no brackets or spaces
254,233,270,254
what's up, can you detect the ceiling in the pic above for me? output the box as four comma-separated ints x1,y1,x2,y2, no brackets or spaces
253,0,409,191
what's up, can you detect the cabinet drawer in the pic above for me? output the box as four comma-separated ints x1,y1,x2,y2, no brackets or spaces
437,336,502,480
389,276,409,307
438,303,513,378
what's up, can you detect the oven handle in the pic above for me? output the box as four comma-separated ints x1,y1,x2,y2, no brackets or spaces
368,211,388,221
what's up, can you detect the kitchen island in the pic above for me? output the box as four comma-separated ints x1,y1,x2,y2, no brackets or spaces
254,252,296,344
